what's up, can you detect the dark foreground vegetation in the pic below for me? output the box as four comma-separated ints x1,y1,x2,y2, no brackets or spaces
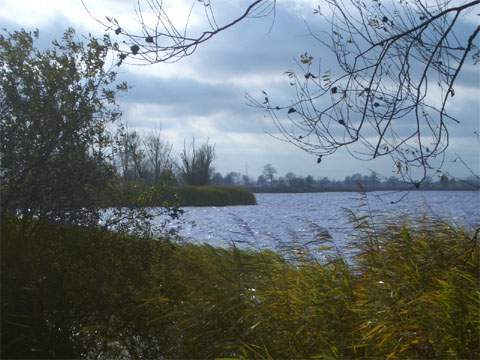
2,216,478,359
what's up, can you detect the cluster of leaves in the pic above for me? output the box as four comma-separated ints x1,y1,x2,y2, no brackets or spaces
0,28,184,234
2,214,478,358
0,28,125,226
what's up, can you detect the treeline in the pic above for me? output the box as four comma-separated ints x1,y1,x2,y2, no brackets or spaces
109,130,255,206
210,164,480,192
113,127,216,187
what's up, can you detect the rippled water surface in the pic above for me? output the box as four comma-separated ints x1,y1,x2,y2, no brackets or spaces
158,191,479,250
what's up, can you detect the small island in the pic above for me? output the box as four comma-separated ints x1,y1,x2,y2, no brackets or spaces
172,186,256,206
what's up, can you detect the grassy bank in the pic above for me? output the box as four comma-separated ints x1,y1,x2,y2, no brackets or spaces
107,183,257,207
1,216,478,359
173,186,256,206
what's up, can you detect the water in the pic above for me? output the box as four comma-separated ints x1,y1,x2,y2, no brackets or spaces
157,191,479,251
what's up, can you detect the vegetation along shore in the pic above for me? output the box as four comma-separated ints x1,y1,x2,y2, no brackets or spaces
2,215,478,359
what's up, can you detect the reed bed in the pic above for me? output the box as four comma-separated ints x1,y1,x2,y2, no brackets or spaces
2,215,478,359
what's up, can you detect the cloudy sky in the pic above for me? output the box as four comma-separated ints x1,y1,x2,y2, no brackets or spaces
1,0,478,179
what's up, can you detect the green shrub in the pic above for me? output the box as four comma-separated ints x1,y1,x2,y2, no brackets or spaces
1,216,478,359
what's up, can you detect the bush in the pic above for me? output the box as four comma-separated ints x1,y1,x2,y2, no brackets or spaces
1,216,478,358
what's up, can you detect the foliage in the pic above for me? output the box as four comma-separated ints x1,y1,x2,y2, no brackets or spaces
2,215,478,359
100,181,184,236
0,28,125,225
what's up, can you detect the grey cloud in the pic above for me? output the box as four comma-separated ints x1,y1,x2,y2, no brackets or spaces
183,5,328,79
1,1,478,177
122,73,240,107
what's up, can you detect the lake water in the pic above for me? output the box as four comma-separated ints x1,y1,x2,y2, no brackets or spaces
159,191,479,251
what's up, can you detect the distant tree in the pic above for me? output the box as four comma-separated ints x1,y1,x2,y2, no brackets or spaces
387,176,399,187
127,130,147,180
368,172,381,188
115,127,131,180
242,174,251,186
0,28,125,225
115,126,147,181
257,175,267,187
344,176,352,187
351,173,363,186
211,172,224,185
285,172,297,187
449,177,457,187
262,164,277,185
291,176,306,189
440,174,450,188
305,175,314,189
224,171,241,185
144,127,174,184
179,139,215,186
318,177,331,189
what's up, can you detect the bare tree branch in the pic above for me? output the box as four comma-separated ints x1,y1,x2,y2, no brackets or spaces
83,0,274,65
249,0,479,183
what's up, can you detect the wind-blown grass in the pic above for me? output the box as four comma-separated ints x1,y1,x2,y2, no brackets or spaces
1,215,478,359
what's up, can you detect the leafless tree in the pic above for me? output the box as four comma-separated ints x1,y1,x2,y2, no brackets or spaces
116,125,147,180
179,138,215,186
144,126,174,183
248,0,479,183
262,163,277,185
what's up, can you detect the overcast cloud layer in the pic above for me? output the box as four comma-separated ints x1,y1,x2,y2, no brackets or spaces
1,0,478,179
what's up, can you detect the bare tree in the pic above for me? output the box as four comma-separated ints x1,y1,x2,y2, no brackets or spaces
129,130,147,179
262,163,277,185
248,0,479,183
144,127,174,184
116,125,147,181
179,138,215,186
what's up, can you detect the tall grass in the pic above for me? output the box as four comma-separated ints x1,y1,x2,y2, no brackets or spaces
1,215,478,358
172,186,257,206
105,182,257,207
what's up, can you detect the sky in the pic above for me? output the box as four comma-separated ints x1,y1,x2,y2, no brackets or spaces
1,0,479,179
